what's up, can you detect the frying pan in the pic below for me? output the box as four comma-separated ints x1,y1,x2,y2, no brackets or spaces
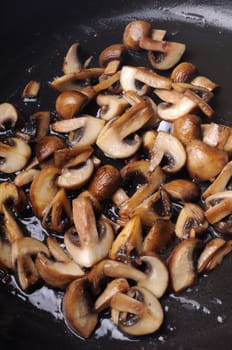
0,0,232,349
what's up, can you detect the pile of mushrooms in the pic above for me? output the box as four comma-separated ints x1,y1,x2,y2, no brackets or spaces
0,19,232,339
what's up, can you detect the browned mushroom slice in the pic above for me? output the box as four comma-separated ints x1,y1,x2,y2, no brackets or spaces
29,166,60,218
0,102,19,130
64,196,114,268
94,278,129,312
168,238,201,293
202,161,232,199
201,122,230,150
63,43,82,74
22,80,40,98
147,41,186,70
98,44,126,74
14,168,40,187
0,137,31,173
109,215,143,262
197,238,226,273
149,131,186,173
184,89,214,118
63,277,98,338
171,62,197,83
204,191,232,225
186,140,228,181
205,240,232,271
120,66,171,95
163,179,200,202
143,219,174,253
0,238,13,270
35,135,66,163
191,75,219,91
157,93,197,121
11,237,49,290
171,114,202,146
96,94,129,121
30,111,51,141
123,20,152,50
88,164,121,203
96,101,154,159
110,286,164,336
55,91,89,119
51,115,105,148
175,203,208,239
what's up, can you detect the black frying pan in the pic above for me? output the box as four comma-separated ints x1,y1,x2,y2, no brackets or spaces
1,1,232,349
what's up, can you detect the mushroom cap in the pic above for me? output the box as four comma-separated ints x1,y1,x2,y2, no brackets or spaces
123,20,152,50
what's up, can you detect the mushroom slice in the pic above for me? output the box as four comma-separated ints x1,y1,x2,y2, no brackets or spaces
35,252,84,289
35,135,66,162
191,75,218,91
184,89,214,118
0,238,13,270
163,179,200,202
175,203,208,239
22,80,40,98
30,111,51,141
96,101,154,159
202,161,232,199
197,238,226,273
64,196,114,268
110,286,164,336
120,66,171,95
14,168,40,187
171,114,202,146
0,102,19,130
143,219,174,253
171,62,197,83
0,137,31,173
11,237,49,290
51,115,105,148
201,122,230,150
149,131,186,173
157,94,196,121
94,278,129,312
109,215,143,262
168,238,201,293
96,94,129,121
205,240,232,271
29,166,60,218
63,42,82,74
204,191,232,225
186,140,228,181
98,44,126,72
147,41,186,70
63,277,98,339
154,88,183,104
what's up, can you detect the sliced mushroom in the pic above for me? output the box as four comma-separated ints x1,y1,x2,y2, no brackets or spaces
30,111,50,141
149,131,186,173
191,75,218,91
110,286,164,336
205,240,232,271
98,44,126,73
204,191,232,225
123,20,152,50
96,101,154,158
109,215,143,262
143,219,174,253
22,80,40,98
197,238,226,273
157,94,197,121
175,203,208,239
63,42,82,74
96,94,129,121
0,102,19,130
168,238,201,293
14,168,40,187
63,277,98,338
51,115,105,148
0,137,31,173
120,66,171,95
11,237,49,290
171,114,202,145
201,122,230,150
186,140,228,181
0,238,13,270
94,278,129,312
163,179,200,202
55,91,89,119
64,196,114,268
171,62,197,83
184,89,214,118
35,135,66,163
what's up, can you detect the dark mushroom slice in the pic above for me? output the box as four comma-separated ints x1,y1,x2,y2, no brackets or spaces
123,20,152,51
142,219,174,253
186,140,228,181
98,43,126,74
148,131,186,173
205,240,232,271
163,179,200,202
168,238,201,293
96,101,154,159
35,135,66,163
175,203,208,239
171,114,202,146
55,91,89,119
0,102,19,130
0,238,13,270
110,286,164,336
171,62,197,83
64,196,114,268
109,215,143,262
63,277,98,339
0,137,31,173
51,115,105,148
197,238,226,273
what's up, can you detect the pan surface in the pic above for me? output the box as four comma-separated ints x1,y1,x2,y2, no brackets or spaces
0,1,232,349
